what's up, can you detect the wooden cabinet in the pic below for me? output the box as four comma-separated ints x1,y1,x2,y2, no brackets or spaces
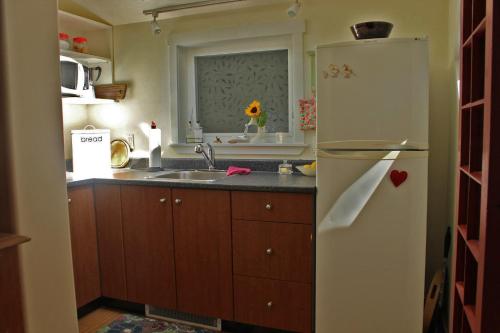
233,220,312,283
67,185,101,308
234,275,311,333
172,189,233,320
68,183,314,331
121,186,177,309
94,184,127,300
232,191,313,224
232,191,313,332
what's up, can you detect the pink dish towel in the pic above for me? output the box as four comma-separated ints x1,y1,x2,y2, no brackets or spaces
226,166,252,176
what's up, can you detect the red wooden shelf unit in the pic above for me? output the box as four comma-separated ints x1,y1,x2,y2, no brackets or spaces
451,0,500,332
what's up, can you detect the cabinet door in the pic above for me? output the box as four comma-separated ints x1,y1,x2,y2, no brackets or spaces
234,275,311,333
121,186,176,309
94,184,127,300
172,189,233,320
233,220,312,283
68,185,101,308
0,248,24,333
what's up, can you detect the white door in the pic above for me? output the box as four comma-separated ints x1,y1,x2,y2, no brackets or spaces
315,150,428,333
316,38,429,149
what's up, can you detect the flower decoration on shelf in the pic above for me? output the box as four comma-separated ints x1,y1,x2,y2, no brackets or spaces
244,99,268,128
245,100,262,118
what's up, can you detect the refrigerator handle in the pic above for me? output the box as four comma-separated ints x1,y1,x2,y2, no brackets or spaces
317,149,428,160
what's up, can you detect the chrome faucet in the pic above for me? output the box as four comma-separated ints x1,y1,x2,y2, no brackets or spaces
194,143,216,170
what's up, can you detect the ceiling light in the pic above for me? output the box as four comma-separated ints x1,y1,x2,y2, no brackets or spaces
151,13,161,35
287,0,301,17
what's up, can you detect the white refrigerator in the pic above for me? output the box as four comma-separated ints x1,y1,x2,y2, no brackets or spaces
315,38,429,333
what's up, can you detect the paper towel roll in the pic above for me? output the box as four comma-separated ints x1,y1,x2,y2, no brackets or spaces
149,128,161,168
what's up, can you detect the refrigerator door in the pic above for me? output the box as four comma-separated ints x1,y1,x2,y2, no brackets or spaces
316,38,429,150
316,150,428,333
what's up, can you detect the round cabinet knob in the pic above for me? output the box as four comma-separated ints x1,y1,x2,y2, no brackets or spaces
267,301,273,308
68,198,72,204
266,248,273,255
265,203,272,210
175,198,182,205
160,198,167,203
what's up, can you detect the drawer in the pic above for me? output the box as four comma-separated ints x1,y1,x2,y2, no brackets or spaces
233,220,311,283
231,191,313,224
234,275,311,333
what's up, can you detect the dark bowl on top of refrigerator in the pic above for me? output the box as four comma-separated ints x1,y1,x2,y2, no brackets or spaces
350,21,393,40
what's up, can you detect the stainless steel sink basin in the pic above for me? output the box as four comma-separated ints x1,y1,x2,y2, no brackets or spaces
146,170,229,183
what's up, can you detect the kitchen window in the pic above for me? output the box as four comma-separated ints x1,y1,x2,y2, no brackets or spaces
168,21,306,155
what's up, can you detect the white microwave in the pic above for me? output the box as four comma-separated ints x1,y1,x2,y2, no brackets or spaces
60,55,101,99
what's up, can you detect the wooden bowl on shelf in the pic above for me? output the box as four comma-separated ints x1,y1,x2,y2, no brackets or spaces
95,84,127,101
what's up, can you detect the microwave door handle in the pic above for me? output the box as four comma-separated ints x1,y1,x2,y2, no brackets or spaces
93,67,102,82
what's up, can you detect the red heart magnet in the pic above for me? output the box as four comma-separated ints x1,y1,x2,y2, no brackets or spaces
390,170,408,187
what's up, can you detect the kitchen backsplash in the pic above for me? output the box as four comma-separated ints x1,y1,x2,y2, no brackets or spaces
65,158,313,173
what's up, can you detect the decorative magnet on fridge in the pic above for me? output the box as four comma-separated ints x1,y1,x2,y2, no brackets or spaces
299,95,316,130
390,170,408,187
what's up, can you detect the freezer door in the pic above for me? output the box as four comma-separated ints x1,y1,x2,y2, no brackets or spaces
316,39,429,149
315,150,428,333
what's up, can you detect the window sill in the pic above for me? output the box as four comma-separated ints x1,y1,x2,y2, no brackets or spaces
169,143,308,155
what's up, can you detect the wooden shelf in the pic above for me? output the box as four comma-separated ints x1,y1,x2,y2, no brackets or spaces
468,239,480,261
464,304,478,332
460,166,482,184
463,17,486,47
0,233,30,251
60,49,111,65
457,225,480,261
453,1,500,331
462,99,485,109
456,282,465,304
62,97,115,105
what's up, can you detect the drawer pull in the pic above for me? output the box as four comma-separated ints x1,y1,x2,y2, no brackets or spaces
267,301,273,308
265,203,272,210
68,198,72,204
266,248,273,255
174,198,182,205
160,198,167,203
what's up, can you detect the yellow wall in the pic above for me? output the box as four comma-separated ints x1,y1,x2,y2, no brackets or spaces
3,0,79,331
106,0,453,285
61,0,456,287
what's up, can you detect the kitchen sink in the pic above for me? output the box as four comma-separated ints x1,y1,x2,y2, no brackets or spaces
146,170,229,183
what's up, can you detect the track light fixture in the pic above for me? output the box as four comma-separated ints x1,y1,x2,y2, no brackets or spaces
144,0,245,16
151,13,161,35
287,0,302,17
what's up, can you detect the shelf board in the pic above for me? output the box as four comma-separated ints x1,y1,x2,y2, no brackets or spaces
462,99,485,110
468,239,480,262
0,233,30,251
60,49,111,65
456,281,465,304
464,304,478,332
58,10,112,32
463,17,487,48
62,97,115,105
460,166,482,185
457,225,481,262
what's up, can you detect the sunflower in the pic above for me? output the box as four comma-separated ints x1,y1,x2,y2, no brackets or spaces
245,100,262,118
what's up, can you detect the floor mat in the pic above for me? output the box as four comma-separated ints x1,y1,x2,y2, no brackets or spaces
97,313,214,333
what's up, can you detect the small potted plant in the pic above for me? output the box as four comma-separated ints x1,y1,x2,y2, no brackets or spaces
245,100,268,142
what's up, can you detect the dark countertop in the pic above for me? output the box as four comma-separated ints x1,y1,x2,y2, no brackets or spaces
66,169,317,193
